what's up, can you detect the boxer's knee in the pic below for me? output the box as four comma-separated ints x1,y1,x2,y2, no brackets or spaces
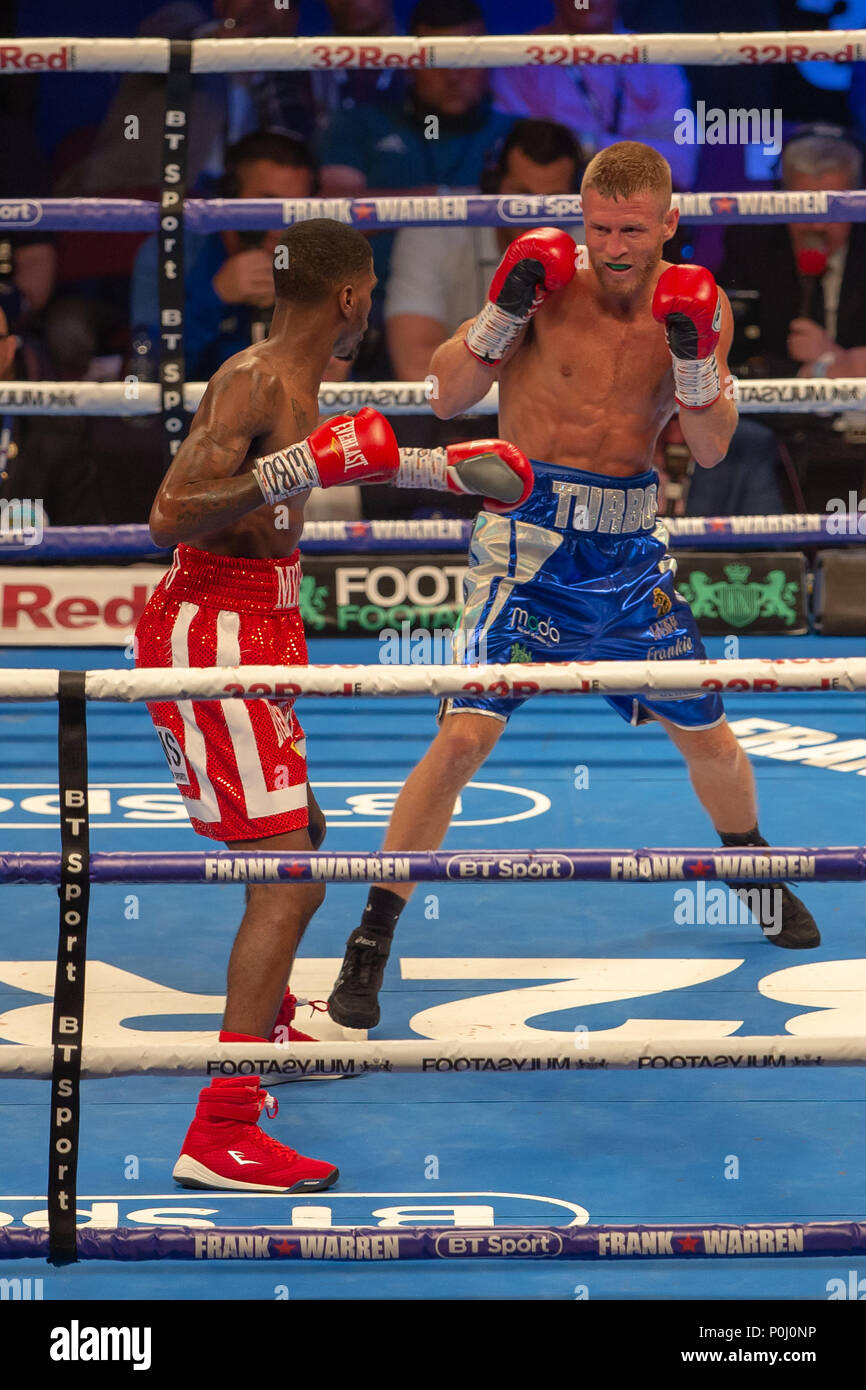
276,878,327,925
703,723,745,768
245,878,326,923
436,712,502,777
299,880,327,920
689,729,744,775
662,716,743,770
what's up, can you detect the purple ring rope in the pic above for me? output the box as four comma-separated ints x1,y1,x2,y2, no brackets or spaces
1,516,864,560
4,190,866,232
0,847,863,885
1,1221,864,1261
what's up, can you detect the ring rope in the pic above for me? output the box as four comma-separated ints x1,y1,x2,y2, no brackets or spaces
1,515,863,560
0,660,863,703
1,847,863,885
2,1220,863,1261
2,32,863,72
1,378,863,417
0,1035,858,1079
4,189,866,232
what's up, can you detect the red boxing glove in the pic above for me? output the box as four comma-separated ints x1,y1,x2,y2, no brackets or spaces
652,264,723,410
395,437,534,512
253,407,399,504
444,438,534,512
308,408,399,487
465,228,577,366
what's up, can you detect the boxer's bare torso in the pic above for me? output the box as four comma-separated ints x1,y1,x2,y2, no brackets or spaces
496,261,677,477
149,251,377,559
152,340,315,559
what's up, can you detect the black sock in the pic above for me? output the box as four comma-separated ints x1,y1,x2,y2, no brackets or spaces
718,825,767,848
358,886,406,942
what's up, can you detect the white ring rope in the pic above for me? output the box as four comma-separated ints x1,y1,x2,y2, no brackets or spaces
1,33,863,73
0,660,863,704
0,378,864,417
0,1036,857,1078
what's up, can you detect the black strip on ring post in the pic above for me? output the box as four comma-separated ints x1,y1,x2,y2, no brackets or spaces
48,671,91,1265
158,40,193,473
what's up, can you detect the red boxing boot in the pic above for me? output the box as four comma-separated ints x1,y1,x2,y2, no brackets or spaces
172,1077,339,1192
270,991,318,1044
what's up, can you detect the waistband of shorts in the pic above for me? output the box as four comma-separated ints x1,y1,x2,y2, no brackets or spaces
513,460,660,536
160,544,302,612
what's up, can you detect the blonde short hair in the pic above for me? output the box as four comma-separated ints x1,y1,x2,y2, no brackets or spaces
581,141,672,209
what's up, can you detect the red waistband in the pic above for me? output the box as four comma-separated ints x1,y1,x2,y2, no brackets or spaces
161,544,302,613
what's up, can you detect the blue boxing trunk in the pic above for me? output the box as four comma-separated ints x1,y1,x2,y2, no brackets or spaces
441,459,725,729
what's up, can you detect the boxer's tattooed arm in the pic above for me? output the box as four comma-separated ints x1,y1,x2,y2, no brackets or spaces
149,364,283,546
291,397,312,436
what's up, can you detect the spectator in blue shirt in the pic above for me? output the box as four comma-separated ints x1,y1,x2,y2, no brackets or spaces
319,0,514,203
317,0,516,377
130,132,317,379
492,0,697,191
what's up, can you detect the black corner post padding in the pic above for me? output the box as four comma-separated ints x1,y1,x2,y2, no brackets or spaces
158,40,193,475
48,671,91,1266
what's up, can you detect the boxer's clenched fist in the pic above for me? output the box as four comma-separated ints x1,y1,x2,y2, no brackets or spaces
395,437,534,512
253,408,399,504
465,228,577,367
652,264,722,410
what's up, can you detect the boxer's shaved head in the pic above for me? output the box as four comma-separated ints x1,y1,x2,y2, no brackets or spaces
581,141,672,213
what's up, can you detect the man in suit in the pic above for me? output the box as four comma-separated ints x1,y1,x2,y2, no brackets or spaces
718,125,866,507
721,127,866,378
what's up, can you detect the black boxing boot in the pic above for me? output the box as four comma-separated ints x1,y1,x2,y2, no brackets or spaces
718,827,820,949
328,887,406,1029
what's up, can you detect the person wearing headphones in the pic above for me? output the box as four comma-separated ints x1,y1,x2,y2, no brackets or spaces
716,123,866,513
721,125,866,383
385,119,584,384
129,130,318,380
363,120,584,523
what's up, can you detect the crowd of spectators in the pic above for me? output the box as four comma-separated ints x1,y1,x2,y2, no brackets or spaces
1,0,866,525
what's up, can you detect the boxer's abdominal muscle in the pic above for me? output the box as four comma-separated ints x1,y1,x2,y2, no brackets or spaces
499,282,677,477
